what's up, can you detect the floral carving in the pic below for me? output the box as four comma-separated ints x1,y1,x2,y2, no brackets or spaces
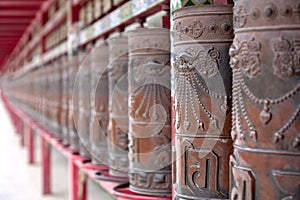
174,47,220,78
230,37,262,78
234,5,247,28
175,19,204,39
273,37,300,79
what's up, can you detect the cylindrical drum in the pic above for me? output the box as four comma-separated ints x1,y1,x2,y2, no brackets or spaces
230,0,300,199
172,5,234,199
62,57,70,145
54,61,62,139
78,52,92,159
43,66,52,131
128,28,172,196
89,42,109,165
68,54,80,152
107,36,129,177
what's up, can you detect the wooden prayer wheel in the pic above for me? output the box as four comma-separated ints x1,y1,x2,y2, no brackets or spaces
128,28,172,196
89,43,109,165
172,5,234,199
230,0,300,199
107,36,129,177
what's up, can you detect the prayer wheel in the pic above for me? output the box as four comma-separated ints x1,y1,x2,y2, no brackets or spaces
89,43,109,165
172,5,234,199
78,51,92,159
107,36,129,177
128,28,172,196
230,0,300,199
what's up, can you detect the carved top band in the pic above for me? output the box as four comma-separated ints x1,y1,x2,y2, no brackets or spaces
233,0,300,30
173,5,233,42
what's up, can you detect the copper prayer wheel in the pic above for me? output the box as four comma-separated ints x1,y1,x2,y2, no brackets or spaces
68,55,83,152
78,52,92,159
128,28,172,196
61,56,70,145
172,5,233,199
107,36,129,177
42,65,51,131
230,0,300,199
89,42,109,165
52,61,62,139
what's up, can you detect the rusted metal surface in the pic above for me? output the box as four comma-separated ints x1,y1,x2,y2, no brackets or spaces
89,43,109,165
172,5,234,199
128,28,172,196
107,36,129,177
230,0,300,199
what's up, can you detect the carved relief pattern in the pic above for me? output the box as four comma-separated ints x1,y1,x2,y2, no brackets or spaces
186,147,226,198
128,29,171,195
229,37,262,78
129,172,172,192
173,47,229,132
230,36,300,145
273,37,300,79
234,5,247,28
174,18,233,40
129,58,171,122
230,156,255,200
233,2,299,29
272,169,300,200
107,38,129,175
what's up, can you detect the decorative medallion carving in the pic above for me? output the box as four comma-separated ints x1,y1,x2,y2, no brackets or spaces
273,37,300,79
234,5,247,28
230,37,262,78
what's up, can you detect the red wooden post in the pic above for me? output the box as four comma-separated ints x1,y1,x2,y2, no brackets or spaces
69,155,87,200
28,126,35,164
41,136,51,194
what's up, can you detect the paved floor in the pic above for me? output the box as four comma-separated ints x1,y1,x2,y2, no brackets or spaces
0,99,115,200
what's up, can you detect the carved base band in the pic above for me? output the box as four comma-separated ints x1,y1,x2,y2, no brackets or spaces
231,148,300,200
129,171,172,196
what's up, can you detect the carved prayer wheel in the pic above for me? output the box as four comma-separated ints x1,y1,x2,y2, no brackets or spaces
68,54,80,152
53,61,62,139
230,0,300,199
128,28,172,196
43,66,52,131
61,57,70,145
78,52,92,159
107,36,129,177
172,5,233,199
89,43,109,165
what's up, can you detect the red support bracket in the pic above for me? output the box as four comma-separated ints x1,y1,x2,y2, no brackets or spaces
27,125,35,164
41,136,51,194
69,155,87,200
